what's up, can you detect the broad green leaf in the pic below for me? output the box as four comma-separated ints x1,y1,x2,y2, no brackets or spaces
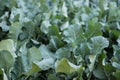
112,62,120,69
0,0,119,80
90,36,109,54
40,20,51,34
93,53,108,80
41,22,61,38
11,56,25,79
34,58,54,70
22,21,35,33
0,51,14,74
47,25,61,38
89,51,113,79
99,0,108,10
19,42,29,72
109,2,117,14
28,47,42,63
92,53,108,79
56,47,71,59
9,22,22,40
51,1,59,16
111,29,120,39
10,0,17,8
108,2,117,21
84,17,102,39
93,67,107,80
39,45,55,59
48,36,65,51
81,13,89,21
0,39,16,58
55,58,82,74
79,42,90,56
25,63,40,78
63,25,84,47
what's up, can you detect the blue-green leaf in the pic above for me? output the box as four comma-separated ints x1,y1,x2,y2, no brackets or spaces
89,36,109,54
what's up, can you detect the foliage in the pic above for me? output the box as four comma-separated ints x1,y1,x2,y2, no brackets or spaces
0,0,120,80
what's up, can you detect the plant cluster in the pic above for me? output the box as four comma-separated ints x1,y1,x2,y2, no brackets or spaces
0,0,120,80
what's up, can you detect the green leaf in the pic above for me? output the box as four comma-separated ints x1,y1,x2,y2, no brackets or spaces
0,39,17,58
39,45,55,59
41,20,51,34
34,58,54,70
0,51,14,74
56,47,71,59
41,22,61,38
48,25,61,38
28,47,42,63
81,13,89,21
25,63,40,77
55,58,82,74
90,36,109,54
93,67,107,80
112,62,120,69
61,2,68,17
25,47,42,77
84,17,102,39
63,25,84,47
99,0,108,10
88,55,97,72
79,42,90,56
111,29,120,39
108,2,117,21
48,36,65,51
10,0,17,8
113,45,120,61
93,53,108,80
9,22,22,40
1,0,119,80
18,42,29,72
